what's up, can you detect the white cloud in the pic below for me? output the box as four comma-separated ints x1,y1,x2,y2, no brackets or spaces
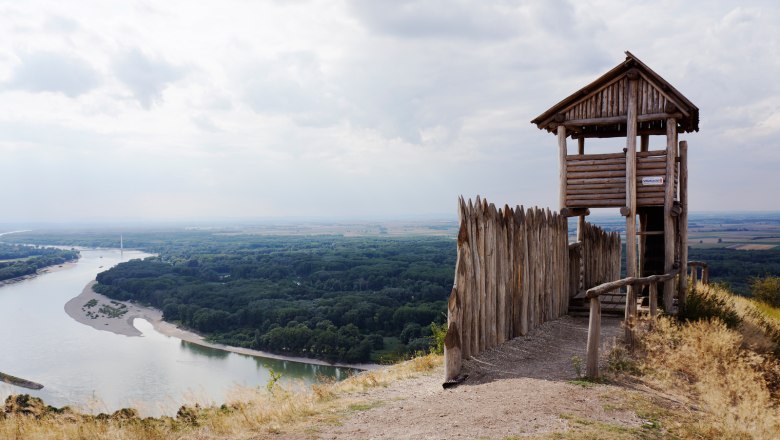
113,49,187,109
4,51,100,97
0,0,779,223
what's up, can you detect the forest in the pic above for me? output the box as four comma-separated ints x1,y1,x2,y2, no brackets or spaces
89,235,456,363
687,247,780,294
0,243,80,282
3,224,779,363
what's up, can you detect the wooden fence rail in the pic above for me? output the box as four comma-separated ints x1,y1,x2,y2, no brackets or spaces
584,268,680,379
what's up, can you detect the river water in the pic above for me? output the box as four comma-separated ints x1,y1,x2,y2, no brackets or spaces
0,248,351,416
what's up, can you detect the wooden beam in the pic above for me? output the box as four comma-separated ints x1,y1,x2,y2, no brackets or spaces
567,152,624,161
558,125,568,211
679,141,689,306
573,127,667,139
560,207,590,217
625,77,638,279
585,268,680,298
636,149,667,157
586,297,601,379
649,282,658,318
663,118,677,311
563,112,683,128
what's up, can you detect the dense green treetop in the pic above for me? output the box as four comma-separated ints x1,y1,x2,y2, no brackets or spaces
0,243,80,282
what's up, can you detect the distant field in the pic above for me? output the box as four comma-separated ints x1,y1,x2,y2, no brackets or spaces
727,244,777,251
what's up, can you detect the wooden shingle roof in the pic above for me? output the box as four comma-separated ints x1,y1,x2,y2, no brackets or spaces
531,52,699,138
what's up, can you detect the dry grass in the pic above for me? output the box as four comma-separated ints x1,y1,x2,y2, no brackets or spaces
634,283,780,439
0,353,442,440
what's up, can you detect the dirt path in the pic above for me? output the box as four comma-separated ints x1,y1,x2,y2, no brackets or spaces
311,315,650,439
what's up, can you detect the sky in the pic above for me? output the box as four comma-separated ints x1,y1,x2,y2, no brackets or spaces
1,0,779,223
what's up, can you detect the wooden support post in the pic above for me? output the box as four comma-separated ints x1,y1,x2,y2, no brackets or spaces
625,76,638,281
586,296,601,379
703,266,709,284
663,118,677,311
640,134,649,152
625,284,636,348
558,126,568,211
691,266,698,285
678,141,689,306
649,282,658,318
578,136,585,155
638,211,646,277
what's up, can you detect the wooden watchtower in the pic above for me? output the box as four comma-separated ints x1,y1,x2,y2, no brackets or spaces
531,52,698,310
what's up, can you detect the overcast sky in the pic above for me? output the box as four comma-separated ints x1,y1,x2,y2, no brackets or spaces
1,0,779,223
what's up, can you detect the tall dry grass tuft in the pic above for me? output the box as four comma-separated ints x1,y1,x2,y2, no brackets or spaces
0,354,442,440
637,283,780,439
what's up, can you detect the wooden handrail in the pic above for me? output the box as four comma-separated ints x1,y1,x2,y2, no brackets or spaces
585,267,681,379
585,268,680,298
687,261,709,285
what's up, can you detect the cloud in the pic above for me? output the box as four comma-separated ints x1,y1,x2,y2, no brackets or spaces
242,51,342,126
113,49,186,109
4,52,100,98
43,15,79,33
347,0,520,40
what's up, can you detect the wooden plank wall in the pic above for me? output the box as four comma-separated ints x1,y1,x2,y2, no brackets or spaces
445,196,569,380
565,150,671,208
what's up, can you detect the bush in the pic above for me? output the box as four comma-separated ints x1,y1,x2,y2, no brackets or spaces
751,276,780,308
679,284,741,329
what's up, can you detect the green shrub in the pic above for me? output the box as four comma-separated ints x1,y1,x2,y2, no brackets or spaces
679,285,741,329
430,321,447,355
751,276,780,308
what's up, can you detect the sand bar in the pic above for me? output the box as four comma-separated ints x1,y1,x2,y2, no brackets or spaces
65,281,380,370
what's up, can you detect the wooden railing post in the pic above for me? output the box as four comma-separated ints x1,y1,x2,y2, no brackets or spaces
702,266,709,285
649,282,658,318
678,141,689,305
625,284,636,348
586,296,601,378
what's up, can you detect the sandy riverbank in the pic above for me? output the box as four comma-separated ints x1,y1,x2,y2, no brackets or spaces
65,281,380,370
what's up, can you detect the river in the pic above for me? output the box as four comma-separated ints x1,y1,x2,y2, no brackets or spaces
0,248,352,416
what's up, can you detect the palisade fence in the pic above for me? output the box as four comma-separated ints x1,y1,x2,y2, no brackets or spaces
444,196,621,382
571,222,622,296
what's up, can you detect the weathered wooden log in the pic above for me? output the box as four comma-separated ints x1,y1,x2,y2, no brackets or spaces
468,198,479,357
560,207,590,217
520,208,530,335
586,296,601,379
679,141,689,305
649,282,658,318
558,126,568,211
458,198,473,358
663,117,677,311
444,287,462,381
625,76,638,281
476,197,486,353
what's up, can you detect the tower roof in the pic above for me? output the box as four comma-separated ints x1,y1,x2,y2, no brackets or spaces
531,52,699,138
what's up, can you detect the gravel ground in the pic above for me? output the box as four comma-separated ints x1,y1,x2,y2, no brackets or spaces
309,315,645,440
